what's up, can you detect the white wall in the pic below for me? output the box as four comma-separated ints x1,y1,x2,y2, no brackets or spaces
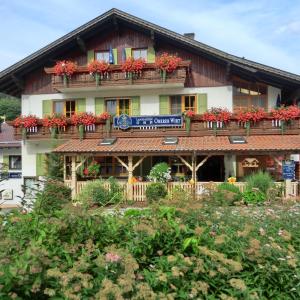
268,85,281,111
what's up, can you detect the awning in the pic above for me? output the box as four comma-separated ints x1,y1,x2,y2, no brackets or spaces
53,135,300,155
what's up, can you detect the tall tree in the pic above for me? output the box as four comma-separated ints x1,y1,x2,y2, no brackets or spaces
0,97,21,121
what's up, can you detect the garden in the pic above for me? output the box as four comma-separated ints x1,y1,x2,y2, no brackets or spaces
0,167,299,299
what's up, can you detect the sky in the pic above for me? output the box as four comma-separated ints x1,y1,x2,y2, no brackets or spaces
1,0,300,74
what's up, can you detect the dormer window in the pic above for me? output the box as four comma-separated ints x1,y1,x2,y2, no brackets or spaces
132,48,147,61
95,51,110,62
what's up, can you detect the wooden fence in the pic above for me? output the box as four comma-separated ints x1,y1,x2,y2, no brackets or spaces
64,180,299,202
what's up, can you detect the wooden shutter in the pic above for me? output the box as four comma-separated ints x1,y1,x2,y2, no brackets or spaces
131,96,140,116
197,93,208,113
36,153,47,176
113,48,118,65
125,48,132,59
147,46,155,63
76,99,86,113
95,98,105,115
87,50,94,63
42,100,53,117
159,95,170,115
2,155,9,172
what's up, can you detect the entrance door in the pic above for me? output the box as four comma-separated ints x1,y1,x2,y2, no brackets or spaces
197,155,225,182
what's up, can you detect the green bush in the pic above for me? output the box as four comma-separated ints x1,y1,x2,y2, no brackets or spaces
245,171,274,194
148,162,171,183
210,182,242,206
242,189,266,204
76,178,123,207
34,179,71,214
145,182,167,202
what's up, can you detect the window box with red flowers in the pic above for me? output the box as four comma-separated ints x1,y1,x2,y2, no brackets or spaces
121,58,146,83
236,107,267,136
42,114,67,138
71,112,96,140
13,115,39,140
54,60,77,86
202,108,232,136
271,105,300,134
183,110,196,134
88,60,110,86
155,52,182,83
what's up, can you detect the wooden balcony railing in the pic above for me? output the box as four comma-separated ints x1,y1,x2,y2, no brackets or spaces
44,61,190,90
12,117,300,140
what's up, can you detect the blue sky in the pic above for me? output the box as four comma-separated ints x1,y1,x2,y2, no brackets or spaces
1,0,300,74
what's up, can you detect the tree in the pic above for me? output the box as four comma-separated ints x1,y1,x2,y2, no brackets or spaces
0,97,21,121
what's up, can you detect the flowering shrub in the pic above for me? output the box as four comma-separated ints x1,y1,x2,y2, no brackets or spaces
148,162,171,183
236,107,267,124
83,161,100,178
53,60,77,76
202,107,232,123
13,115,38,128
155,52,182,73
121,57,146,75
70,112,96,126
99,111,111,120
42,114,67,128
271,105,300,121
87,60,110,75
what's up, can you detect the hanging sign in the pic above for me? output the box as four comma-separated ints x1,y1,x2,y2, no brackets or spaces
114,114,183,130
282,160,295,180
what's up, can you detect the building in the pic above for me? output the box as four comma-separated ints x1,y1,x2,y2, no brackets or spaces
0,8,299,199
0,122,22,208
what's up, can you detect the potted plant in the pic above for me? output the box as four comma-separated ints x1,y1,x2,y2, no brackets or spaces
54,60,77,86
183,110,196,134
88,60,110,86
155,52,182,83
42,114,67,139
121,57,146,83
236,107,266,136
99,112,112,135
83,161,101,178
13,115,39,140
202,107,232,136
271,105,300,134
71,112,96,140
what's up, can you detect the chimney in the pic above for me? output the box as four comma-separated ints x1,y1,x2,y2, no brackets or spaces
184,33,195,40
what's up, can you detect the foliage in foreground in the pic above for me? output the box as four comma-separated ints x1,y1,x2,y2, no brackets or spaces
0,197,300,299
0,97,21,121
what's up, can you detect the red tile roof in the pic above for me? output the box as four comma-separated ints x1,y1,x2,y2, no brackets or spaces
53,135,300,154
0,123,21,148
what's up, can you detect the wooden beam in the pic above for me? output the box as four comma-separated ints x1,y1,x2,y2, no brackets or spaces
76,36,87,53
150,29,157,50
196,155,211,171
272,155,283,167
177,155,193,171
226,62,231,81
75,155,90,171
133,156,147,171
114,156,129,170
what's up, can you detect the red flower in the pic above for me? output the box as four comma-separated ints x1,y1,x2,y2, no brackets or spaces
42,114,67,128
185,110,196,118
54,60,77,76
71,113,96,126
13,115,38,128
236,107,266,124
155,53,182,73
202,108,232,123
121,57,146,73
88,60,110,75
99,112,111,120
271,105,300,121
83,168,89,176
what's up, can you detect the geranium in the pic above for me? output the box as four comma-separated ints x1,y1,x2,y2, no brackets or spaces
87,60,110,75
155,52,182,73
99,112,111,120
271,105,300,121
54,60,77,76
121,57,146,74
236,107,267,124
202,108,232,123
185,110,196,118
42,114,67,128
70,112,96,126
13,115,38,128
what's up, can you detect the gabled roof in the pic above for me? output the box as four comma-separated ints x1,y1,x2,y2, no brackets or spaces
0,123,21,148
1,8,300,96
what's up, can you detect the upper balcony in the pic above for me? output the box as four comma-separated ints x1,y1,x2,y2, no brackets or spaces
44,61,191,92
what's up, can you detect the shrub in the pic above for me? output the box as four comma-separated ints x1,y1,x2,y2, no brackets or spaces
210,182,242,206
242,189,266,204
245,171,274,194
148,162,171,183
34,179,71,214
145,182,167,202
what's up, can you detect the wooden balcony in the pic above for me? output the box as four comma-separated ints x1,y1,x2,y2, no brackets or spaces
12,117,300,141
44,61,190,91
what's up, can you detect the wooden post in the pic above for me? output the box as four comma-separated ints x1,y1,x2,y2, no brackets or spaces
128,155,133,200
192,152,196,200
71,155,77,198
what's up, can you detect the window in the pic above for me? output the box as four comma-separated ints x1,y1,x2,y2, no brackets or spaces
106,98,130,115
53,100,76,117
9,155,22,170
95,51,110,62
132,48,147,61
170,95,196,114
97,156,128,177
233,79,267,112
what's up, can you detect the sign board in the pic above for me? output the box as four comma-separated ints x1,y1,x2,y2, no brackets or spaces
114,114,183,130
282,160,295,180
9,172,22,179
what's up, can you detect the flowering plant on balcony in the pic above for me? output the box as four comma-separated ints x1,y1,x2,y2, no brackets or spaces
88,60,110,86
121,57,146,82
54,60,77,85
236,107,267,136
155,52,182,82
183,110,196,134
71,112,96,140
270,105,300,133
99,112,112,135
13,115,38,140
42,114,67,138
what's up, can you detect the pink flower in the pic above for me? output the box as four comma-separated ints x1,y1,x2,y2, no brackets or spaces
105,252,121,263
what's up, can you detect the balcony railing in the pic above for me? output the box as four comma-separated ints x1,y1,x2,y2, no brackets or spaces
12,117,300,140
44,61,190,90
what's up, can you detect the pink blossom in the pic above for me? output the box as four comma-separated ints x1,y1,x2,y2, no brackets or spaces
105,252,121,263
